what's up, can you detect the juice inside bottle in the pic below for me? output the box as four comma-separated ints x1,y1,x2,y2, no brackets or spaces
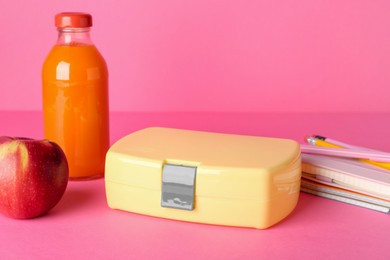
42,13,109,180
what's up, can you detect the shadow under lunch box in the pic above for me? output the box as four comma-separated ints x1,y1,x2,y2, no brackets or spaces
105,127,301,229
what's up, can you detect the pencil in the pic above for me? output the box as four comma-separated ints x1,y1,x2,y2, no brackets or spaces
305,136,390,171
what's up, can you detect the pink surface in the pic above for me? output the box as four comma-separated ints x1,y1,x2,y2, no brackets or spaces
1,1,390,112
0,111,389,259
1,1,390,257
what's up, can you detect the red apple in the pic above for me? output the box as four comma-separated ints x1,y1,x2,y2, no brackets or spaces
0,136,69,219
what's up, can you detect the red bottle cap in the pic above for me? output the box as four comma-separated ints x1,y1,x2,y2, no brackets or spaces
55,12,93,28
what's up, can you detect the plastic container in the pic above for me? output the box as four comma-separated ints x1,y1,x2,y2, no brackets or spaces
42,12,109,180
105,127,301,229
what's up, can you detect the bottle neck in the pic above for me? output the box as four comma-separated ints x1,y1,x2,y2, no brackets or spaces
56,28,94,46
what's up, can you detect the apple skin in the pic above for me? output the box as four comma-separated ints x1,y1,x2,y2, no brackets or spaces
0,137,69,219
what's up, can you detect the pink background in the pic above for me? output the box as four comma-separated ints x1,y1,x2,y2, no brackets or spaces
1,0,390,112
1,2,390,258
1,111,389,259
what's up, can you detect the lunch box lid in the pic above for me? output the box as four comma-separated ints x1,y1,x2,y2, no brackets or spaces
105,127,301,202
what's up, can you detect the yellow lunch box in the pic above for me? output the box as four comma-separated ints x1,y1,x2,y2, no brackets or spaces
105,127,301,229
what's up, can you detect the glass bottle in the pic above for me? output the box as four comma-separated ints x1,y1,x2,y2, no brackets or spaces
42,12,109,180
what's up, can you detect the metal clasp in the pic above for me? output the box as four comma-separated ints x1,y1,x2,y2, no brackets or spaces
161,164,197,211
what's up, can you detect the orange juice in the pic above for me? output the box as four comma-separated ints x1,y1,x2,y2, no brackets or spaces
42,13,109,179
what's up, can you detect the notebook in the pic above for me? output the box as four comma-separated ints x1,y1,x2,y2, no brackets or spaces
301,179,390,214
301,153,390,200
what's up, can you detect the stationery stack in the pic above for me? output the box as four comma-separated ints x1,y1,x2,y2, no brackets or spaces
300,135,390,213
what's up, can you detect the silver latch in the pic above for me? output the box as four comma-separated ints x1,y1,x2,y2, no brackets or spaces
161,164,197,211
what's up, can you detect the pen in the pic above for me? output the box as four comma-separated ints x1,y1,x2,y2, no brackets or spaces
305,136,390,171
